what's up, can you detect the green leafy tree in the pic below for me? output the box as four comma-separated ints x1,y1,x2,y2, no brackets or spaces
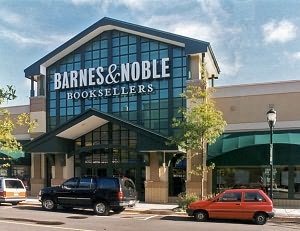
170,64,226,198
0,85,37,168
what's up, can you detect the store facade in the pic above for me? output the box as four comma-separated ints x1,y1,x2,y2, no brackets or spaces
23,17,219,202
210,81,300,207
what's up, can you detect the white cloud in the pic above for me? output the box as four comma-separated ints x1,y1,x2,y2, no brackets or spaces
262,19,297,44
291,51,300,60
0,9,22,25
0,26,72,49
70,0,147,10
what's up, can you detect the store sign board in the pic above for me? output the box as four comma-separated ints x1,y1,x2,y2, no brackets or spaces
53,58,170,100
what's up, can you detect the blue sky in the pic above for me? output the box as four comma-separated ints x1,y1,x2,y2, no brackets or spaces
1,0,300,106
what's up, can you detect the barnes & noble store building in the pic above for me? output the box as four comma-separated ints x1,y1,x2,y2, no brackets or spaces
4,17,299,206
23,17,220,203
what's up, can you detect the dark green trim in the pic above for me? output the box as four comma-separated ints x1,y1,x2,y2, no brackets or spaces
24,108,177,153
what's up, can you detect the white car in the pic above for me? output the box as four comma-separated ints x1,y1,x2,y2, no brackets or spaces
0,177,27,205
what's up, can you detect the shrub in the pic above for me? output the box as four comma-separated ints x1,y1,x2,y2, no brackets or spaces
177,193,200,210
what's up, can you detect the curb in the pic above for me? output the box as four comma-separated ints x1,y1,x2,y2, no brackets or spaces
19,201,300,222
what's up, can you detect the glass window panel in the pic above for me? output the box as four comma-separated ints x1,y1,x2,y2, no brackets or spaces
74,62,81,70
173,87,183,97
67,63,73,71
112,37,119,47
50,109,56,116
93,41,100,50
129,111,137,121
150,41,158,50
100,49,108,57
160,109,168,118
120,46,128,55
85,52,92,60
160,49,168,58
129,54,136,62
112,47,119,56
173,58,182,67
129,35,136,44
129,45,136,53
141,42,149,52
60,108,66,116
151,100,159,109
101,40,108,48
173,48,182,57
93,60,99,67
151,110,159,119
150,51,159,59
160,89,168,98
120,36,128,45
74,54,81,62
93,51,99,59
141,52,149,61
173,78,183,87
160,80,168,89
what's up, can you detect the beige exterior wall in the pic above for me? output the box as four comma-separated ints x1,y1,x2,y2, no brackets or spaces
213,80,300,132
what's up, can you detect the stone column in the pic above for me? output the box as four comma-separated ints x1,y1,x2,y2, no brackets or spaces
51,154,66,186
30,153,46,196
144,152,169,203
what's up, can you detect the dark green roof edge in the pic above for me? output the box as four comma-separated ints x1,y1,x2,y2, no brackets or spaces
24,17,219,77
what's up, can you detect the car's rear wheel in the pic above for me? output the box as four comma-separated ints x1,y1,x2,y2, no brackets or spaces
94,201,109,216
194,210,208,222
254,212,267,225
42,198,57,211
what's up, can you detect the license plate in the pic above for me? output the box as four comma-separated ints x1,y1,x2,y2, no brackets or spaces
14,192,19,196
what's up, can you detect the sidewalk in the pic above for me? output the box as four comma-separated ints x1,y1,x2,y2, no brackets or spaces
21,197,300,220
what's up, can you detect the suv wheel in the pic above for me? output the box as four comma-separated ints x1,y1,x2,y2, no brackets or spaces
42,198,57,211
94,201,109,216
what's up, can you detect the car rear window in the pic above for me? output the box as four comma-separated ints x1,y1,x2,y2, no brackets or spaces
244,192,266,202
5,180,24,189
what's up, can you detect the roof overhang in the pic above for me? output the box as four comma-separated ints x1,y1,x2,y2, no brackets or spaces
24,109,179,154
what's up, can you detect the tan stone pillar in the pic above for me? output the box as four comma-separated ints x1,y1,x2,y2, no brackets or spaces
51,154,66,186
30,153,46,196
144,152,169,203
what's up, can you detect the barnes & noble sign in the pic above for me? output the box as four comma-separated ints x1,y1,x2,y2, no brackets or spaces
54,58,170,100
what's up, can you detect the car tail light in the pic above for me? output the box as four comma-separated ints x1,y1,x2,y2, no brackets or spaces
118,191,124,200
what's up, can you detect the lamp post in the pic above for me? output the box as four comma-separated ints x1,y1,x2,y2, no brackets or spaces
266,108,276,200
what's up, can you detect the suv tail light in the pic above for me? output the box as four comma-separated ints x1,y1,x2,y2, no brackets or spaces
0,191,6,197
118,191,124,200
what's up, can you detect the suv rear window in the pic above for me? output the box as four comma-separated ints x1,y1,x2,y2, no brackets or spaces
5,180,24,189
123,179,135,190
96,178,118,189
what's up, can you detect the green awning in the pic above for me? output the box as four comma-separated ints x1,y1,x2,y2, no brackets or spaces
0,149,25,159
208,131,300,159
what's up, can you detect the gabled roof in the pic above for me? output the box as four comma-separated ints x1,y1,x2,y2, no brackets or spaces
24,17,219,78
23,108,179,154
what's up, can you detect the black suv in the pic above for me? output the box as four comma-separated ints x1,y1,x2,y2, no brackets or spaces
38,176,137,215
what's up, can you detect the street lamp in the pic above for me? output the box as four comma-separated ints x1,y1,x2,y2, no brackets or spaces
266,108,276,200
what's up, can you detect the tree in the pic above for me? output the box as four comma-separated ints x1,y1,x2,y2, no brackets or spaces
170,64,226,198
0,85,37,168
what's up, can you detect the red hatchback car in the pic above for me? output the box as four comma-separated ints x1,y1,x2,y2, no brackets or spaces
186,189,275,225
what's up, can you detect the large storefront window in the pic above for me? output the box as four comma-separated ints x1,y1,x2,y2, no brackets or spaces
46,30,187,137
215,166,300,199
